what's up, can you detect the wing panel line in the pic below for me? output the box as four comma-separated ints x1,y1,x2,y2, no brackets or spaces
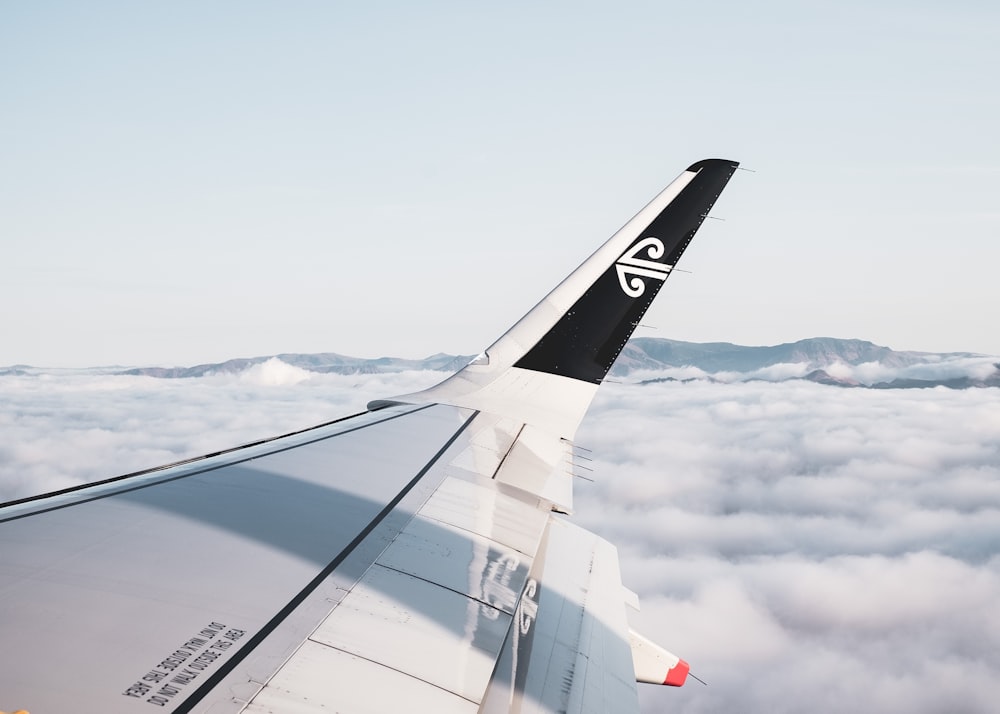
372,561,511,615
172,409,480,714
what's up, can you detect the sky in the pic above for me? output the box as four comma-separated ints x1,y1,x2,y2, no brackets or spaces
3,1,999,367
2,365,998,713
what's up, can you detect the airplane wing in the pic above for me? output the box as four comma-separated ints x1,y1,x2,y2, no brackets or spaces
0,159,738,713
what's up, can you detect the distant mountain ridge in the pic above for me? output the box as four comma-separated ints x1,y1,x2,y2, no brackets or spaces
116,352,474,378
611,337,978,375
618,338,998,389
98,337,999,390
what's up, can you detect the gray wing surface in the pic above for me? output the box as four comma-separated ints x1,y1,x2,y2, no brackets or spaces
0,159,738,713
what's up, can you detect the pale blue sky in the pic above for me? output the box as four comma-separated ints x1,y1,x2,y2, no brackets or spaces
3,1,998,366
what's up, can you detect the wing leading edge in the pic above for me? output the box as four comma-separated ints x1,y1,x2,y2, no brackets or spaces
0,159,738,713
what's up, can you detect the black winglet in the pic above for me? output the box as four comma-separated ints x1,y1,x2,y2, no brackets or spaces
514,159,739,383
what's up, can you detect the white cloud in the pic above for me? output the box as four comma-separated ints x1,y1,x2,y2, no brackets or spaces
237,357,314,386
626,365,713,382
574,379,1000,713
0,368,445,501
817,355,999,385
629,354,999,386
743,361,812,381
617,550,1000,714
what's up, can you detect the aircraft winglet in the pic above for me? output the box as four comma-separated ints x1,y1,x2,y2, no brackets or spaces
371,159,739,437
514,159,739,384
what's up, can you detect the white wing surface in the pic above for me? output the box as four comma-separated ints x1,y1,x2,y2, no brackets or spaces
0,159,738,713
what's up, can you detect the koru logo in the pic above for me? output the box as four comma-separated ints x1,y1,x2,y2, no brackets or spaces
615,237,672,298
518,579,539,636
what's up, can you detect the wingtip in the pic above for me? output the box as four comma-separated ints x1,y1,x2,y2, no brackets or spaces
686,158,740,172
664,658,690,687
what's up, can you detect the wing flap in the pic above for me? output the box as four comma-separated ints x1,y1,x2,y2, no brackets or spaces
244,642,478,714
242,415,556,711
479,517,639,714
310,564,512,702
492,424,574,514
416,472,550,556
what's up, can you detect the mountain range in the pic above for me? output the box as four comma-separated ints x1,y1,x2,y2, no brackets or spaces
100,338,999,390
115,352,472,379
613,337,967,373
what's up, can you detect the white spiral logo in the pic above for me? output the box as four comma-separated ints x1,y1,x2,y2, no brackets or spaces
615,237,673,297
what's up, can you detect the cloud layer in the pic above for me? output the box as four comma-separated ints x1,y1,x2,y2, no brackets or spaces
2,364,998,712
0,364,443,501
626,352,1000,386
575,380,1000,713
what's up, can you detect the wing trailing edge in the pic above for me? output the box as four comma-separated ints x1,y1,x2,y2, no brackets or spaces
373,159,739,438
